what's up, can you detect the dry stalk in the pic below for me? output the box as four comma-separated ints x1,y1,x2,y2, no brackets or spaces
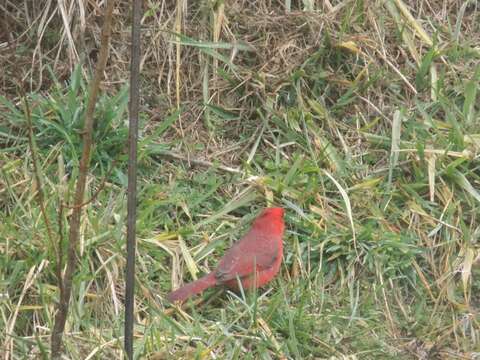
50,0,116,357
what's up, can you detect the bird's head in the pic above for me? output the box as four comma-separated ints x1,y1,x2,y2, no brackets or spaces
262,207,284,218
253,207,285,236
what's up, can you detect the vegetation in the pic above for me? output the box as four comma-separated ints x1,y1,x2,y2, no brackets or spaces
1,0,479,358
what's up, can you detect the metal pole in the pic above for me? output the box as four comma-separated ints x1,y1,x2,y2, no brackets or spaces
125,0,142,357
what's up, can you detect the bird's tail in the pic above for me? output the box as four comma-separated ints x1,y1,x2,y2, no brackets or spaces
167,272,216,303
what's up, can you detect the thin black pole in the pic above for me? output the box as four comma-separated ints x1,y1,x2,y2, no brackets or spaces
125,0,142,357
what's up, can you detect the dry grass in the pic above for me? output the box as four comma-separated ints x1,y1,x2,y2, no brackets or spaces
1,0,480,359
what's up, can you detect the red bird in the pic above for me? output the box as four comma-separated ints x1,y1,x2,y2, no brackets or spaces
167,207,285,303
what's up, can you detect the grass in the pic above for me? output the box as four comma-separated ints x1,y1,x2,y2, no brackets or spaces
1,0,480,359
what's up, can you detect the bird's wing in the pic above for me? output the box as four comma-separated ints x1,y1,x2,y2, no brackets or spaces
215,232,279,283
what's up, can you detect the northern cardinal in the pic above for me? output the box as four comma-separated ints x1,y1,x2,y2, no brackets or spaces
167,207,285,303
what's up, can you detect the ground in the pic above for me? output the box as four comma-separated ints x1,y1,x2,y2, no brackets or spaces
0,0,479,359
